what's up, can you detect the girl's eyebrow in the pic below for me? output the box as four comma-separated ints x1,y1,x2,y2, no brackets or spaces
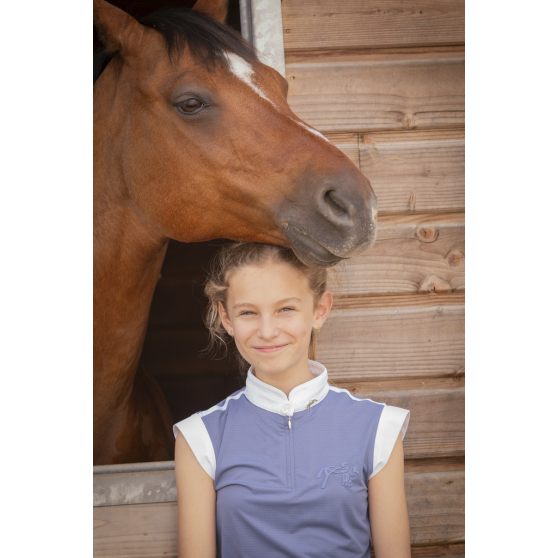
232,297,302,310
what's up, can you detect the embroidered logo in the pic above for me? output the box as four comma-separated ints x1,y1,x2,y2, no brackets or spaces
316,462,358,489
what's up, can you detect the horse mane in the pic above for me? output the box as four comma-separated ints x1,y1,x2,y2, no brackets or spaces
94,7,259,84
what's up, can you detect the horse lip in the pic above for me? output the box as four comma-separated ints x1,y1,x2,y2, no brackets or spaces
282,222,345,267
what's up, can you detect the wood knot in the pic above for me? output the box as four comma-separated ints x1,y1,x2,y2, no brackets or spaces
419,275,451,294
452,366,465,378
408,192,416,211
415,226,439,243
447,250,464,268
402,115,416,129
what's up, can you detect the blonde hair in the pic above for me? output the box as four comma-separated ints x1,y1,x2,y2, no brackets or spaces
202,242,329,376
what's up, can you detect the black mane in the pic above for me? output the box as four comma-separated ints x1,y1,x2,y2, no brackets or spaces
94,7,259,84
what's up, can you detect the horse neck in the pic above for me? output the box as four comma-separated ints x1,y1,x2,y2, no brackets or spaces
93,171,168,406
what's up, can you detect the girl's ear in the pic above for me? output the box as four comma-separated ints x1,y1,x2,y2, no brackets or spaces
93,0,144,58
314,290,333,329
192,0,229,24
218,301,233,333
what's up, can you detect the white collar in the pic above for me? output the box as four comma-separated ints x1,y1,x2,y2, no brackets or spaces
244,359,330,416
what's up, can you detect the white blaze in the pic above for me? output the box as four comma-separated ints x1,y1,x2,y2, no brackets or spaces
224,52,332,145
291,119,332,144
225,52,278,109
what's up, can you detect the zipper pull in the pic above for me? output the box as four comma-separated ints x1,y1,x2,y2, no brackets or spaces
307,399,318,411
288,415,292,429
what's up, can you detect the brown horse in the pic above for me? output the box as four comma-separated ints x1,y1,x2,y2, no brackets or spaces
93,0,377,465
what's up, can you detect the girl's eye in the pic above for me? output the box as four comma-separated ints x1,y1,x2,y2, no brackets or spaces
240,311,254,316
280,307,295,312
175,98,205,114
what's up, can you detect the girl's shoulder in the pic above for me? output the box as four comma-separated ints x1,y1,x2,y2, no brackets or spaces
325,384,410,479
172,387,248,480
327,382,398,412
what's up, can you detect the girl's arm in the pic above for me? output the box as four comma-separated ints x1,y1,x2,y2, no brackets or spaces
368,432,411,558
175,431,217,558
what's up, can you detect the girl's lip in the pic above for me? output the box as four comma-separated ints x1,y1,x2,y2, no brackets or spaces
253,344,288,353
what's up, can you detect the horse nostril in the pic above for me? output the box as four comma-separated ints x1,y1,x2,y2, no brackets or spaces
323,189,350,219
314,185,356,226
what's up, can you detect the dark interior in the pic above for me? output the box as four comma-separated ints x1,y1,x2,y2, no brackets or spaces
140,239,246,424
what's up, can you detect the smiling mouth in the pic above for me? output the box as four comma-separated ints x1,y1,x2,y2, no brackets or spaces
253,344,288,353
281,222,344,267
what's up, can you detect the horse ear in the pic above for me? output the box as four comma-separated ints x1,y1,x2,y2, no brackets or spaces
192,0,229,24
93,0,144,56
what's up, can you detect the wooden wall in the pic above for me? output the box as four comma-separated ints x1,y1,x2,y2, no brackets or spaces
94,1,464,556
283,1,465,556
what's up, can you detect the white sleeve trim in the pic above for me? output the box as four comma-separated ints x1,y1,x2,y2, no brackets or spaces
369,405,410,480
173,414,216,481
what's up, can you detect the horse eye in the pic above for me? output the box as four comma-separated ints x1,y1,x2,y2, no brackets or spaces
175,98,204,114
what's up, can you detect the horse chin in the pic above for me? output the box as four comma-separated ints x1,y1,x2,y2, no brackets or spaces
283,224,345,268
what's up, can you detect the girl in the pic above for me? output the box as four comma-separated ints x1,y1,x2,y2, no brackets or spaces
173,242,411,558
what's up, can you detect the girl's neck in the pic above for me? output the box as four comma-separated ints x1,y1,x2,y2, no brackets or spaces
253,356,314,398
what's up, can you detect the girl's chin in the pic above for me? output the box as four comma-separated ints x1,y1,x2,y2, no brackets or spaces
247,349,310,374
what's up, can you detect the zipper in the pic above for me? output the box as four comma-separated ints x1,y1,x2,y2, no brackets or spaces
286,414,294,488
285,399,316,488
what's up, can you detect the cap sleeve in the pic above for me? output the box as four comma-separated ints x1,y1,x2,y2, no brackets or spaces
368,405,410,480
173,413,216,481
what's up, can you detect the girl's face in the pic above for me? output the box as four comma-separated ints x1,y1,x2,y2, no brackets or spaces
218,262,332,377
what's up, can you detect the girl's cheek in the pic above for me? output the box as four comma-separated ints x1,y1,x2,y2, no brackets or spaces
291,324,311,340
235,323,257,341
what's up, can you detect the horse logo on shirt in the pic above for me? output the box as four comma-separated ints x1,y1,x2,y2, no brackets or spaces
316,462,358,488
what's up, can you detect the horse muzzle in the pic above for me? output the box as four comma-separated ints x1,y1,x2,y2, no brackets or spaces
278,171,378,268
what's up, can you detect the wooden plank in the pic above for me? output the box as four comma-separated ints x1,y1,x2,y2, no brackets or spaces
94,454,466,509
94,502,177,557
412,544,464,558
374,543,465,558
336,377,464,460
359,129,465,214
317,293,464,381
282,0,465,51
405,456,464,475
93,467,464,555
330,212,464,296
285,46,464,133
94,469,177,507
406,470,464,544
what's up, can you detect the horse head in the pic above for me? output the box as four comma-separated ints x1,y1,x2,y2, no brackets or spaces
93,0,377,267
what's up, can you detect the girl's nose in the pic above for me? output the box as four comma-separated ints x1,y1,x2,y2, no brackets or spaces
257,318,279,340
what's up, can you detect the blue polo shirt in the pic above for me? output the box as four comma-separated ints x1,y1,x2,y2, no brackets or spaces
173,359,410,558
